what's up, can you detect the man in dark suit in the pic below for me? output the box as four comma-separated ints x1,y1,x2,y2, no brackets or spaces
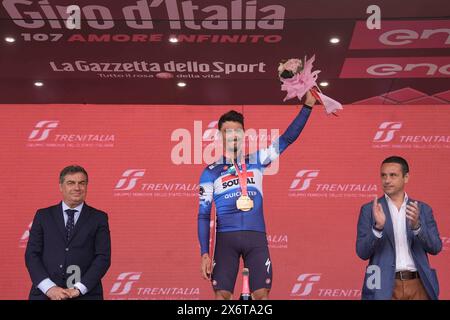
25,165,111,300
356,156,442,300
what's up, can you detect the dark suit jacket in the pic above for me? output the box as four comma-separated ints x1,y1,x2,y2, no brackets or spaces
25,202,111,300
356,196,442,300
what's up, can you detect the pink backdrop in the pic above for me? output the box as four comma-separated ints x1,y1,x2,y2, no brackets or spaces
0,104,448,299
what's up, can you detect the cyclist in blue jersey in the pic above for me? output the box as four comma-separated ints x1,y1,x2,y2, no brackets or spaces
198,91,316,300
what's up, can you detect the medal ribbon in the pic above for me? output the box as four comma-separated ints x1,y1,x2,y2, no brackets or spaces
231,158,248,197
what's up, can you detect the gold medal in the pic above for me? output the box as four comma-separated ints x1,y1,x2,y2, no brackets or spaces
236,195,254,211
231,158,254,212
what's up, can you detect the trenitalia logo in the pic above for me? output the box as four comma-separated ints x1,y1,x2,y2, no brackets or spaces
115,169,146,191
373,122,402,142
289,170,320,191
19,222,33,248
372,121,450,148
291,273,361,298
113,169,198,197
26,120,115,147
110,272,142,295
3,0,286,31
267,234,288,249
442,236,450,252
288,169,378,197
28,120,59,141
291,273,321,297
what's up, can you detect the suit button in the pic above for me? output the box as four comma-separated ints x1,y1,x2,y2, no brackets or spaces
59,265,63,268
65,248,69,252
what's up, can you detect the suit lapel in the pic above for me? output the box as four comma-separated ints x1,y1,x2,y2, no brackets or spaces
51,202,67,241
68,203,90,243
380,197,395,249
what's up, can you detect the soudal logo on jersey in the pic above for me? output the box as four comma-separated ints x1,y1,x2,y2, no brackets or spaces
221,172,255,189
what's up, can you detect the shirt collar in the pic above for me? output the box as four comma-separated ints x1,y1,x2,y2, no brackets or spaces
384,192,408,206
62,201,84,213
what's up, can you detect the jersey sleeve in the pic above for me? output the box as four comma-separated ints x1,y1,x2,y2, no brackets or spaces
197,167,215,256
257,105,312,167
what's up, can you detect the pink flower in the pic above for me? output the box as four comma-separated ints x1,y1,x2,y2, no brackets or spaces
277,63,285,73
283,59,302,73
279,55,343,115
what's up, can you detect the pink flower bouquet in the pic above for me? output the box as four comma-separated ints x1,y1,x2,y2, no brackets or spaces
278,55,343,115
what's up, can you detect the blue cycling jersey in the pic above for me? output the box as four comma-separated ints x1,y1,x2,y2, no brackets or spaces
198,105,312,255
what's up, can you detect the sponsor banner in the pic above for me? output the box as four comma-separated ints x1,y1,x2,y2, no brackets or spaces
0,104,448,299
340,57,450,78
350,20,450,49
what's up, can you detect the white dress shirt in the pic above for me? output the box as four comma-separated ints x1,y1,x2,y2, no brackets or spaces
37,202,88,296
372,193,419,272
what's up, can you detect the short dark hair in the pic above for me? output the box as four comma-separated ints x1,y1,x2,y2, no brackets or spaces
218,110,244,130
381,156,409,176
59,165,88,184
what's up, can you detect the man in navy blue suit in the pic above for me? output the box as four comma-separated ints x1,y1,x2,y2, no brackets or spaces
356,156,442,300
25,165,111,300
